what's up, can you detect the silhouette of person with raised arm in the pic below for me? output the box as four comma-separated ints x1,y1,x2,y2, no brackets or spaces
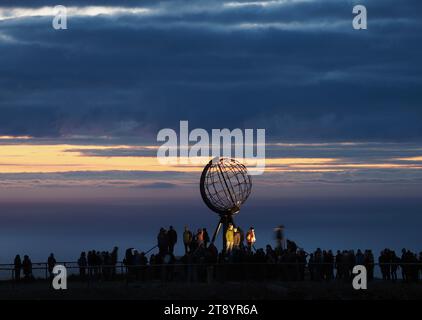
168,226,178,254
14,255,22,282
139,252,148,281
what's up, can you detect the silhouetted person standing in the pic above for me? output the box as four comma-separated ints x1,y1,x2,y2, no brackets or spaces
233,227,241,250
183,226,193,254
111,246,118,277
391,250,399,282
237,226,245,249
122,248,133,276
275,225,285,250
207,243,218,263
87,250,94,278
379,250,390,280
419,252,422,280
308,253,315,280
298,249,307,281
246,227,256,251
47,253,57,279
326,250,334,280
95,251,102,276
196,228,204,248
22,255,32,281
203,228,210,248
364,249,374,281
335,250,343,279
157,228,168,255
78,252,87,278
14,255,22,281
168,226,178,254
139,252,148,281
401,248,407,281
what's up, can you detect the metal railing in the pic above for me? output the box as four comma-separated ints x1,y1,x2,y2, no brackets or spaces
1,261,421,284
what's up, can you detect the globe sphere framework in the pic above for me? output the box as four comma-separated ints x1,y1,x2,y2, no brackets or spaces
200,157,252,216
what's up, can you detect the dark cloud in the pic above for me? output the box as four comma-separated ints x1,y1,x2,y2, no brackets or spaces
0,0,157,7
0,0,421,140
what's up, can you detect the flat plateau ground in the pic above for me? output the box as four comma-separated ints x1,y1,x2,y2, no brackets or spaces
1,280,422,300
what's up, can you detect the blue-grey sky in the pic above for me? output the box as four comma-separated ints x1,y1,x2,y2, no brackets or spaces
0,0,421,140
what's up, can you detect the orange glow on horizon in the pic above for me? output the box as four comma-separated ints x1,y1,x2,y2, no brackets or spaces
0,135,32,140
0,144,420,174
395,156,422,161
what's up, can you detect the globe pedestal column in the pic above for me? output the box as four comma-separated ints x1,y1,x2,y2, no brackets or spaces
211,214,234,253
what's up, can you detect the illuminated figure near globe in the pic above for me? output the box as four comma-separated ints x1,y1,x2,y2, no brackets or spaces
200,158,252,251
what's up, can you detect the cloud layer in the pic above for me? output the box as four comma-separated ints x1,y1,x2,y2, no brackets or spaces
0,0,421,140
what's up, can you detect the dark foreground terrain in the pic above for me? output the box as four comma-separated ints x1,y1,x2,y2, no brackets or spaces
1,280,422,300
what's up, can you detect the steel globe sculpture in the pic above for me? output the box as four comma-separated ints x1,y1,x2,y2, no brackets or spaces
200,158,252,215
200,157,252,248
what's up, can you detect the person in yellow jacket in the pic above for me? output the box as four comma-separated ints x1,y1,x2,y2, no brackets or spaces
246,227,256,251
225,224,235,254
183,226,193,253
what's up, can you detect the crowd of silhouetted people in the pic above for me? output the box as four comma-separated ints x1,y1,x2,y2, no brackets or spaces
13,253,57,282
76,247,119,280
9,225,422,284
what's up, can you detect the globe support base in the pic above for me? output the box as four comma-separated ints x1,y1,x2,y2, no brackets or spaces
211,214,234,252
